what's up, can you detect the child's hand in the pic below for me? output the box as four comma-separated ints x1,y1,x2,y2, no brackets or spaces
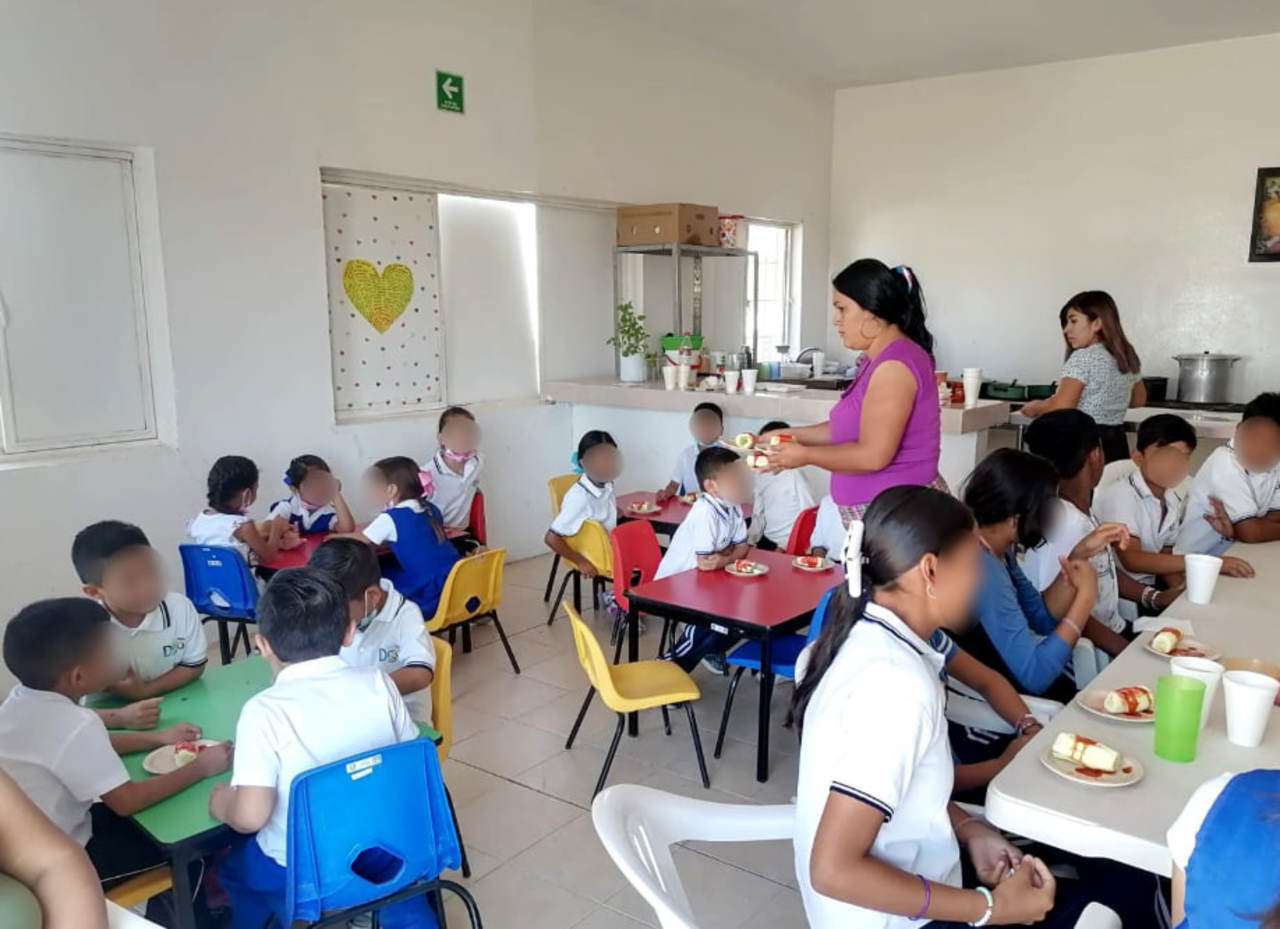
208,782,233,821
1205,496,1236,540
1057,555,1098,599
1154,584,1186,610
115,696,162,729
1221,555,1255,578
655,487,674,504
991,856,1055,924
109,670,151,701
192,741,233,778
1070,522,1130,560
281,528,304,550
158,723,202,744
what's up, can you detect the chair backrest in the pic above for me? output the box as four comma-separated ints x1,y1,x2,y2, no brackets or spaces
284,738,459,925
426,548,505,632
565,603,617,701
592,784,794,929
564,520,613,577
468,490,487,545
548,473,578,515
784,506,819,556
429,636,453,763
179,544,258,619
1099,458,1136,491
610,521,662,612
806,586,837,646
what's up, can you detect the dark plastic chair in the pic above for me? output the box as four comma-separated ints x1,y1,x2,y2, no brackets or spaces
281,738,482,928
713,586,837,758
783,506,819,556
179,544,258,664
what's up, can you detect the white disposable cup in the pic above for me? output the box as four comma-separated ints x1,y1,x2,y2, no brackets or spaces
1223,670,1280,747
677,363,692,391
811,351,826,379
1184,554,1223,605
662,366,678,391
742,368,758,395
724,369,741,394
1171,656,1225,730
962,367,983,409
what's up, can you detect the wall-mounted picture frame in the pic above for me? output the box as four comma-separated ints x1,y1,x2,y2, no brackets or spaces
1248,166,1280,262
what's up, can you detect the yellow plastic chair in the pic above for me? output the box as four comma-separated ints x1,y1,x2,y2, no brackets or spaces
543,473,581,603
563,603,709,798
430,635,470,878
546,519,614,626
426,548,519,673
105,866,172,909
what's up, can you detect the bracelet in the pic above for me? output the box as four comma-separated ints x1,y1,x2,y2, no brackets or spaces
1141,586,1157,609
1016,714,1039,734
910,874,931,920
1062,616,1083,636
970,886,995,927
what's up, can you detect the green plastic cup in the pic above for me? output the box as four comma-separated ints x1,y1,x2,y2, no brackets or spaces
1154,674,1206,762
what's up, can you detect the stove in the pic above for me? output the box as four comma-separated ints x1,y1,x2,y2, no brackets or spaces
1145,399,1245,414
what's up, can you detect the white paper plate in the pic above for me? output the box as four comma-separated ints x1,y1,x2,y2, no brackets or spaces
1039,746,1143,788
142,739,219,775
626,502,660,515
1141,633,1221,661
791,556,834,573
725,562,769,578
678,493,699,505
1077,687,1155,724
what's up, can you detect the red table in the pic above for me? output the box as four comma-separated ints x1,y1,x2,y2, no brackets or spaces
616,491,753,536
260,526,464,570
624,547,841,781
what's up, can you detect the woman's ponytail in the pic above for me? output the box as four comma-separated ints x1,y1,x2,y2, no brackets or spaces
893,265,933,355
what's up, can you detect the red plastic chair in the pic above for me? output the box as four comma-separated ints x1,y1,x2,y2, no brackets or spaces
468,490,487,545
783,506,819,556
609,521,668,660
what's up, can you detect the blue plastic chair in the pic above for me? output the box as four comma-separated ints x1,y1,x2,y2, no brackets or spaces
178,544,258,664
282,738,482,928
712,586,837,758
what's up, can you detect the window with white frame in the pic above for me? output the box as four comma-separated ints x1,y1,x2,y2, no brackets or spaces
0,138,160,455
745,220,798,361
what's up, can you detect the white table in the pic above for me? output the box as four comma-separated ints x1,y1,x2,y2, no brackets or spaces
985,540,1280,876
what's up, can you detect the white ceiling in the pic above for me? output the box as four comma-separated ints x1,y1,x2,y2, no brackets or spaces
594,0,1280,87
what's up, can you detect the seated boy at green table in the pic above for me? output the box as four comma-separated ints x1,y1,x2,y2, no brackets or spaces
210,568,431,929
0,598,230,888
73,521,210,746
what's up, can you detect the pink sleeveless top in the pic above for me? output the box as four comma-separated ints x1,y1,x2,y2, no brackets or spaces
828,338,941,507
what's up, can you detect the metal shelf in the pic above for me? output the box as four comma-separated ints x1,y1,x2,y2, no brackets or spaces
615,242,753,258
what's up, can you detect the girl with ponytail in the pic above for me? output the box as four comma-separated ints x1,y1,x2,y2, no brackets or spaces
763,259,946,527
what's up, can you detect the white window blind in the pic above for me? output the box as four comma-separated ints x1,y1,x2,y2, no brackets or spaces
0,139,156,453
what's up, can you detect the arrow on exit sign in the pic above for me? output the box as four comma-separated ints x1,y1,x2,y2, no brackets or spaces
436,71,464,114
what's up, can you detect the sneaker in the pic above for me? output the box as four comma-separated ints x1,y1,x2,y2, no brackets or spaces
700,653,729,675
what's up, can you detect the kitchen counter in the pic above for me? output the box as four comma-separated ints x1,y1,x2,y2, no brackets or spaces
1006,405,1241,440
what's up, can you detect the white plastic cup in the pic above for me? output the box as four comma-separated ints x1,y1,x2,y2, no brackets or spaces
962,367,983,409
724,369,740,394
1171,656,1225,730
742,368,757,396
1184,554,1223,605
1223,670,1280,747
811,351,826,379
662,365,678,391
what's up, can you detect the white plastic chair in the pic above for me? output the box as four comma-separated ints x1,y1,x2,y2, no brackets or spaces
945,678,1063,733
591,784,793,929
1076,903,1122,928
108,901,165,928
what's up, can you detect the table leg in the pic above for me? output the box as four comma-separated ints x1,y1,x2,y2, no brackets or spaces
168,848,197,929
626,602,640,737
756,636,774,783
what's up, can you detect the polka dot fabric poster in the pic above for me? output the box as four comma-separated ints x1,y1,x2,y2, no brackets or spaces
322,181,445,419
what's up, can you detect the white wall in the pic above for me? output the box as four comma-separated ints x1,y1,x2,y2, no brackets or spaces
828,33,1280,397
0,0,832,664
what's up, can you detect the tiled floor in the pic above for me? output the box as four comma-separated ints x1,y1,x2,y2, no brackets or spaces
437,553,807,929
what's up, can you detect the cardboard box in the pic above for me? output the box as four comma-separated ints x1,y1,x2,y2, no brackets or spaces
616,203,719,246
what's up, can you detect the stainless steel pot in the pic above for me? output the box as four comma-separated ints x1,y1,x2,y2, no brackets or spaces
1173,353,1241,404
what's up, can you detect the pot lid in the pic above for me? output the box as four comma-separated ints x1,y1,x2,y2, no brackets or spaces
1172,352,1242,361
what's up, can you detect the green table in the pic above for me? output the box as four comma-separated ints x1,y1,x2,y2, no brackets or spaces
96,657,440,929
0,873,40,929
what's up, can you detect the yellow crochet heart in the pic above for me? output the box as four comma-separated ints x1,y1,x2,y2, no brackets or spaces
342,260,414,334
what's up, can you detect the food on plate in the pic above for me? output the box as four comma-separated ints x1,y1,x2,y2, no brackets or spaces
679,492,699,504
1051,733,1120,773
173,740,208,768
732,432,756,449
1151,627,1183,654
766,434,794,446
795,555,826,569
1103,686,1154,715
746,452,770,470
732,559,763,575
629,501,656,512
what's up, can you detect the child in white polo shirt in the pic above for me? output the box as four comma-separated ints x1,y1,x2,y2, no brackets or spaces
660,447,750,673
808,495,845,562
309,537,435,723
748,420,816,551
426,406,485,552
544,431,622,579
211,568,424,929
269,454,356,536
0,599,228,888
655,402,731,501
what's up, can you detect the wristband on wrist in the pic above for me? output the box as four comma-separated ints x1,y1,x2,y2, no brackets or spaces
1016,713,1038,734
1062,616,1083,636
910,874,931,920
970,886,994,927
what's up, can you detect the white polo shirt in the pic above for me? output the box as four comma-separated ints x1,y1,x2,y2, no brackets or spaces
1176,444,1280,556
425,450,484,528
0,686,129,845
188,510,253,561
231,656,418,865
549,474,617,537
670,441,731,496
810,495,846,560
363,499,425,546
1095,470,1185,585
107,593,208,683
1023,498,1125,633
655,495,748,580
340,580,435,724
749,469,815,549
794,602,959,929
268,494,338,535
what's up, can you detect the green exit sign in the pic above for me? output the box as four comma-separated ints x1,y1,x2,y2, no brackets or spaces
436,70,464,114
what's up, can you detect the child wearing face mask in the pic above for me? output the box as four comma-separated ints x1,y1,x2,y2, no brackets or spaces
353,456,460,617
308,538,434,723
425,406,485,552
269,454,355,535
189,455,298,564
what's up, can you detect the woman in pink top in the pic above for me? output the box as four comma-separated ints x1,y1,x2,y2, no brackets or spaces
765,259,943,526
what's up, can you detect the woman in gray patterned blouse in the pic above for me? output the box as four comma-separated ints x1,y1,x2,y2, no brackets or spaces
1021,290,1146,462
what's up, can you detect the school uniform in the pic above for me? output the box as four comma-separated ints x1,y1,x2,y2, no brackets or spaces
810,494,846,560
425,449,484,528
188,510,253,561
794,602,958,929
340,579,435,724
1022,498,1126,634
749,469,815,550
659,495,748,671
219,656,425,929
1095,470,1184,585
548,474,617,537
363,500,460,618
1175,444,1280,556
107,592,208,683
268,493,337,535
670,441,731,496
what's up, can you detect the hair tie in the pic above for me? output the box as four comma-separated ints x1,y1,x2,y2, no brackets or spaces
842,520,865,595
282,471,292,487
893,265,914,293
570,451,583,475
418,469,435,498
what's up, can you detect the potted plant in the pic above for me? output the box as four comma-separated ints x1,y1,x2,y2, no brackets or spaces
608,301,650,382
